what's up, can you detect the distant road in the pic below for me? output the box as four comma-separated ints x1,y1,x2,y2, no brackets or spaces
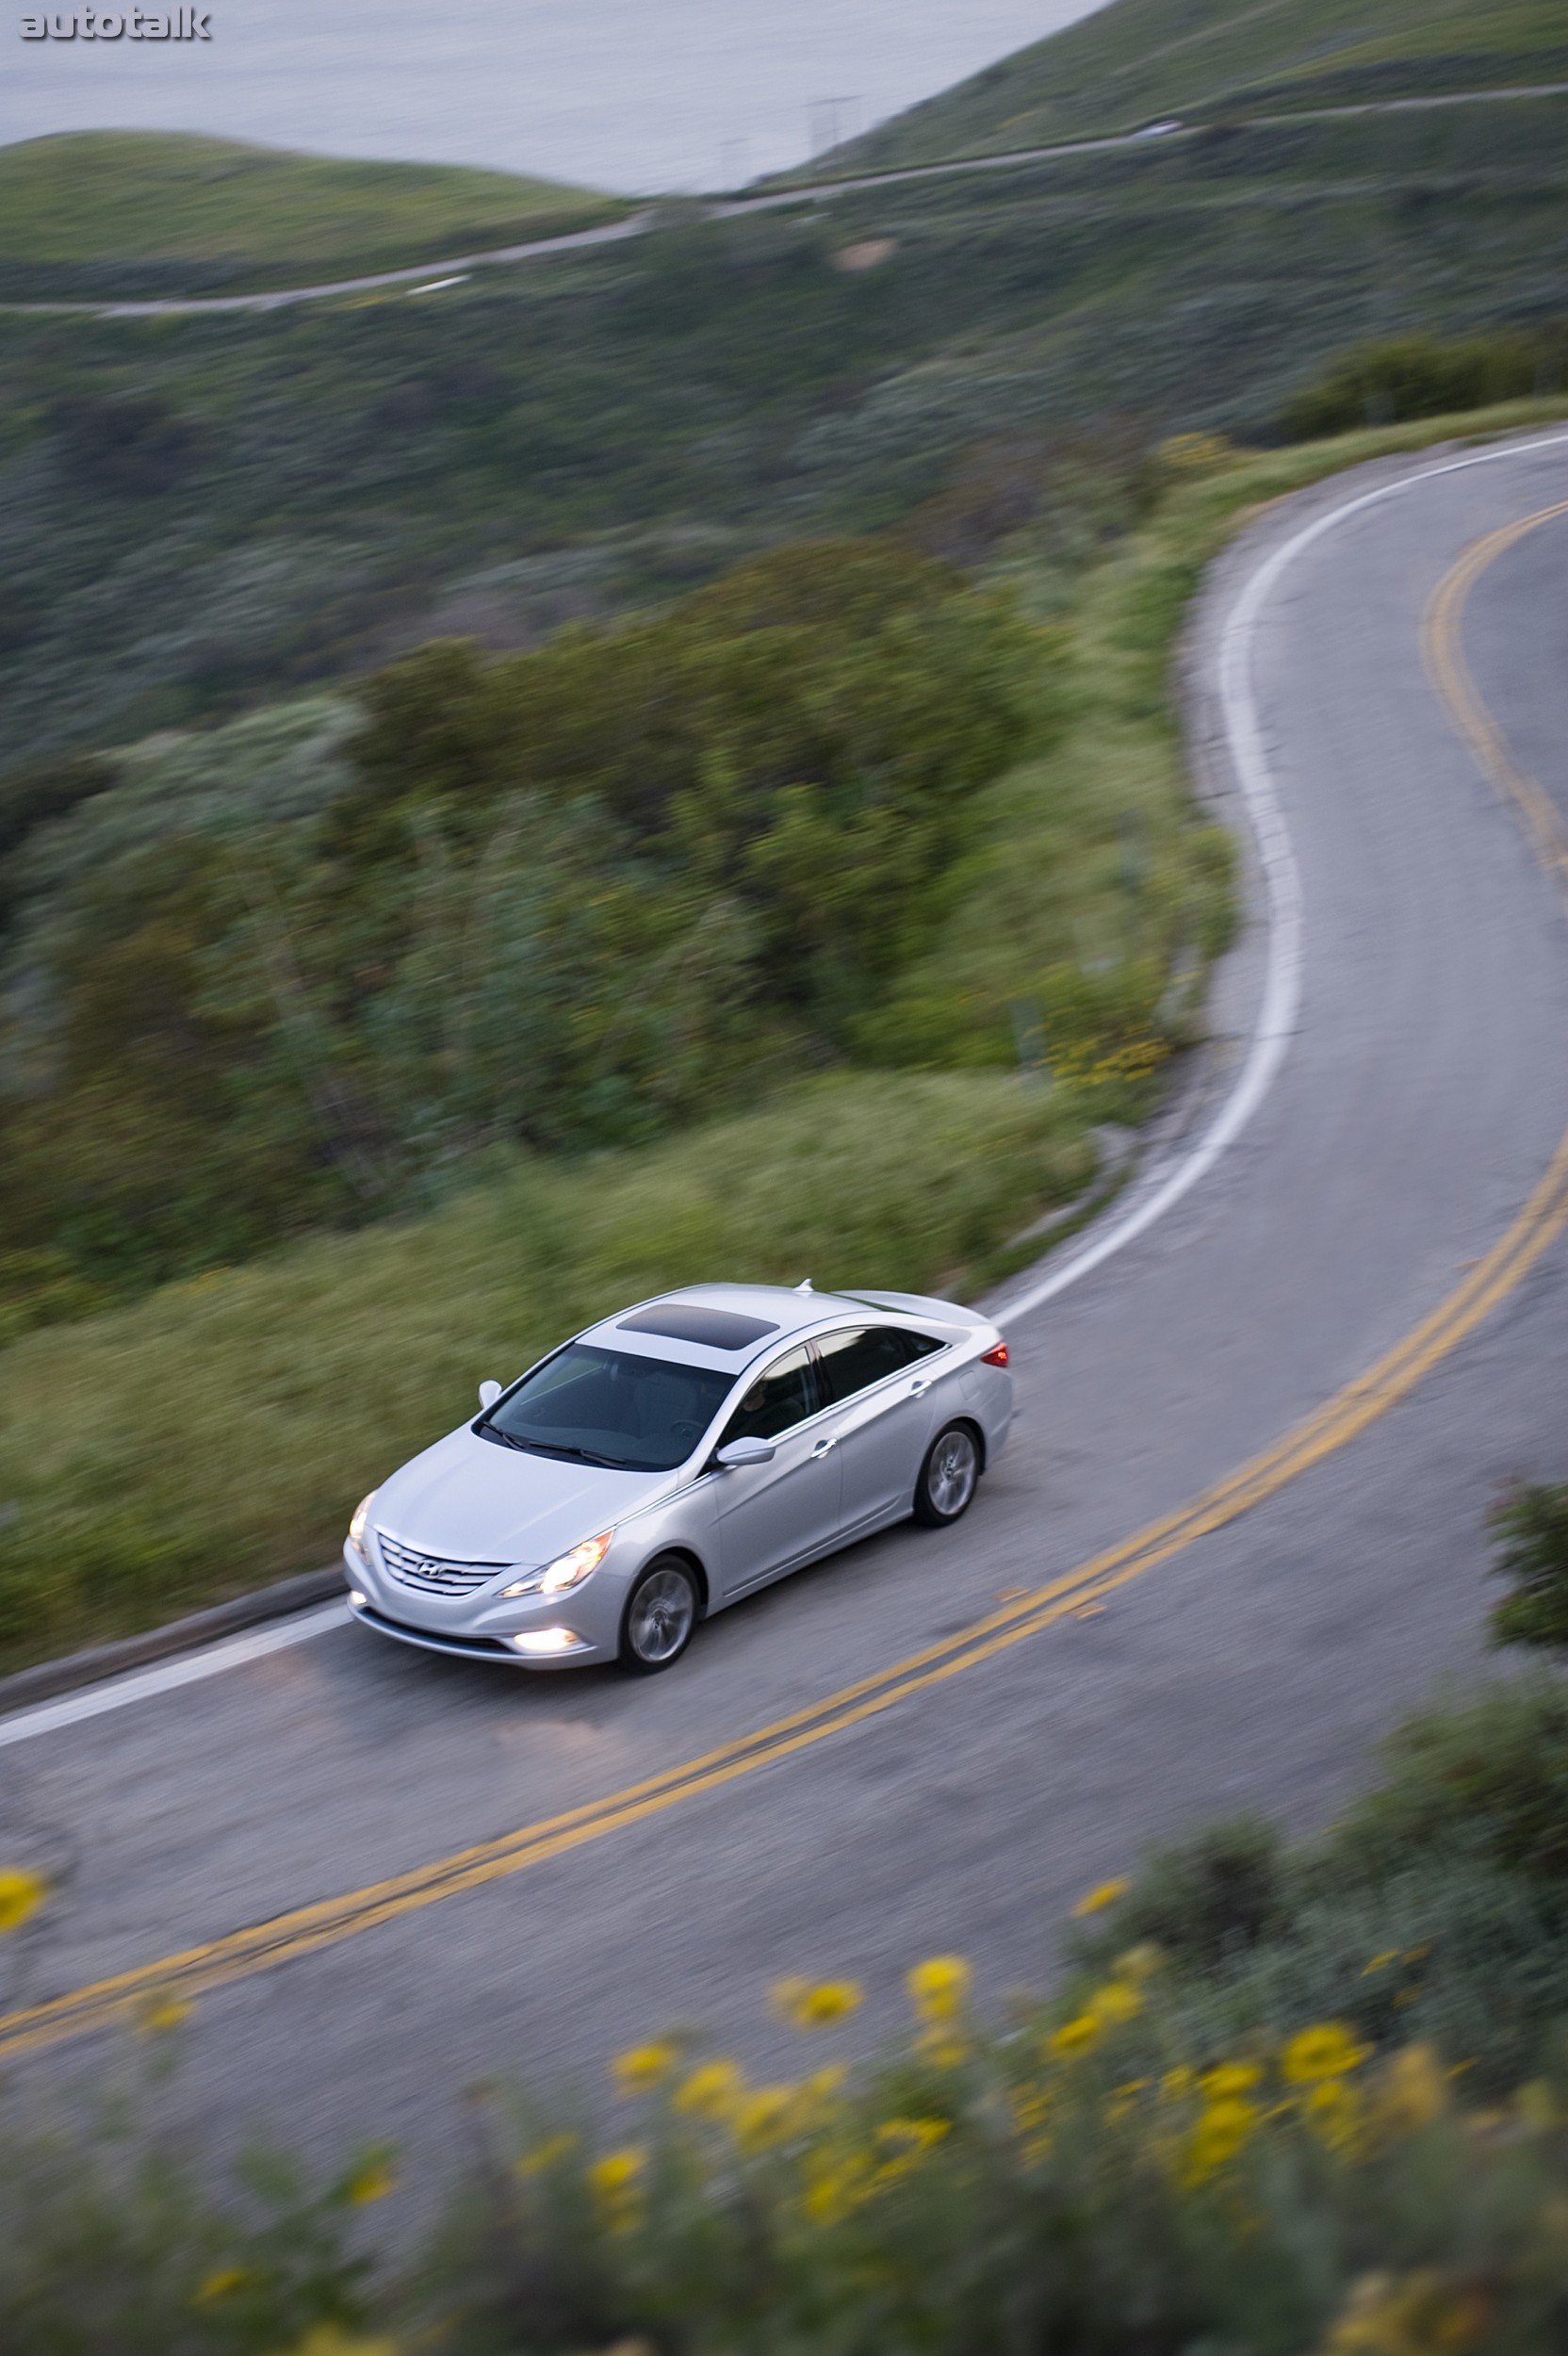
9,77,1568,319
6,431,1568,2197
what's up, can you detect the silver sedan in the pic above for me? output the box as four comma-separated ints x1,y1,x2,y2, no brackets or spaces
343,1282,1013,1673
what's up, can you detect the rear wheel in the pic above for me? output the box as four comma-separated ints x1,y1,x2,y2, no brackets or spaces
619,1556,700,1673
913,1423,981,1527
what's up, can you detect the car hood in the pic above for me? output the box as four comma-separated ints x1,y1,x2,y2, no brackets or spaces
372,1427,671,1567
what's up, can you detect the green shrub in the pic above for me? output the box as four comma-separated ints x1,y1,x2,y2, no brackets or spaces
1490,1481,1568,1658
1280,326,1567,439
1073,1680,1568,2095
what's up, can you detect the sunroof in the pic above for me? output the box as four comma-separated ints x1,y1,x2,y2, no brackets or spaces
617,1304,780,1352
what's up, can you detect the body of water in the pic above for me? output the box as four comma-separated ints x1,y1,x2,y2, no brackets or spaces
6,0,1105,193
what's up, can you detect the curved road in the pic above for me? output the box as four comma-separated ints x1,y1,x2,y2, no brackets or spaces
4,433,1568,2188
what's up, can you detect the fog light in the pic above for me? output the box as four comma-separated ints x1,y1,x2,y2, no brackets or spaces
507,1627,583,1656
348,1589,368,1609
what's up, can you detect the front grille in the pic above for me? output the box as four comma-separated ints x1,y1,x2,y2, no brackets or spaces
375,1529,506,1596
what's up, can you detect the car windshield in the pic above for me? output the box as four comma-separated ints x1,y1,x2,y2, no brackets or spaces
480,1344,735,1473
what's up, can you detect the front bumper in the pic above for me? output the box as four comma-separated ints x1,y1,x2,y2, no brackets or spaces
342,1541,612,1670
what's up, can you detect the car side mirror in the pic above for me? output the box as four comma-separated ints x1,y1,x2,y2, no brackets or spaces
716,1435,776,1469
478,1380,503,1410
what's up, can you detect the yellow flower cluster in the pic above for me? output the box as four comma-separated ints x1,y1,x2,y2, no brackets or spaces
772,1975,862,2030
611,2038,681,2098
589,2147,646,2234
1159,430,1236,475
1321,2268,1492,2355
805,2116,951,2224
0,1867,47,1936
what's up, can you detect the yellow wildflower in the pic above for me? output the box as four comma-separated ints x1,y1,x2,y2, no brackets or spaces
734,2086,800,2152
805,2064,848,2106
514,2132,578,2179
1183,2095,1261,2184
134,1989,192,2037
916,2025,970,2070
1321,2269,1491,2356
192,2266,251,2305
610,2039,680,2098
0,1868,47,1936
1071,1877,1130,1919
1302,2077,1362,2153
1516,2081,1557,2132
1282,2022,1371,2085
803,2153,873,2224
1050,2011,1101,2061
1368,2046,1448,2139
1361,1950,1400,1977
1114,1943,1163,1983
1160,2066,1195,2101
673,2059,745,2121
588,2147,645,2233
874,2116,950,2182
345,2158,398,2206
1089,1978,1141,2027
1160,431,1234,476
772,1976,863,2030
1200,2062,1263,2101
906,1955,971,2024
272,2331,400,2356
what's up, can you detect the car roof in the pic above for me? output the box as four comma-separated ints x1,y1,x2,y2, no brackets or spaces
575,1282,979,1378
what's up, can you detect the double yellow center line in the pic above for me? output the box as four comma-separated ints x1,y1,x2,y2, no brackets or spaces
5,492,1568,2065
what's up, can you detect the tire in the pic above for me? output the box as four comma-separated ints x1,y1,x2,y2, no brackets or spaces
619,1555,700,1673
913,1422,981,1527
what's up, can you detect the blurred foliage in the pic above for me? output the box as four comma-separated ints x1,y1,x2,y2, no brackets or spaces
1490,1482,1568,1658
0,540,1050,1301
1072,1677,1568,2096
1281,323,1568,438
2,98,1567,767
8,1677,1568,2348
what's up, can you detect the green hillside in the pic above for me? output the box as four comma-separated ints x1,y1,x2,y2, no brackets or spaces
0,131,626,300
820,0,1568,173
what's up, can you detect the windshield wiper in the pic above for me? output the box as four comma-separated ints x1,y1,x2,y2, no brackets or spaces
497,1435,633,1470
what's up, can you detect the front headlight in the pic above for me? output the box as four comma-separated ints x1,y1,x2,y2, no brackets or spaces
348,1493,375,1560
501,1530,612,1599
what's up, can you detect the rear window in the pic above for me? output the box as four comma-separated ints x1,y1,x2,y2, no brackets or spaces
481,1345,734,1472
815,1326,942,1407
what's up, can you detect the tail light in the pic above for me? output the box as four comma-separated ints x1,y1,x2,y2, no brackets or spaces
981,1342,1009,1367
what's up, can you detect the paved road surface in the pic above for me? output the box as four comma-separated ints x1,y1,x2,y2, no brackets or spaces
4,433,1568,2200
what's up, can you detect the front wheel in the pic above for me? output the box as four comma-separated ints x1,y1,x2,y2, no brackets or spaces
619,1556,700,1673
913,1423,981,1527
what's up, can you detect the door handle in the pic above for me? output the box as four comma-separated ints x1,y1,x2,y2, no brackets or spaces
908,1379,930,1398
809,1435,837,1458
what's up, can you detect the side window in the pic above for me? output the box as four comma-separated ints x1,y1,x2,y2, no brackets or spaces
815,1325,942,1407
719,1345,821,1445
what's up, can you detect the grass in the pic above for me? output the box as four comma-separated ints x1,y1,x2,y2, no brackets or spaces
0,1073,1097,1671
6,395,1568,1673
0,130,627,298
820,0,1568,173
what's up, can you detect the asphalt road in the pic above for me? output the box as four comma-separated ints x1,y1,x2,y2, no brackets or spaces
11,80,1568,318
5,432,1568,2199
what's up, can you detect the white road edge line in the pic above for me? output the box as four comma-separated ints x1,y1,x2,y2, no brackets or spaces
0,1604,350,1748
1002,424,1568,1323
6,427,1568,1749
